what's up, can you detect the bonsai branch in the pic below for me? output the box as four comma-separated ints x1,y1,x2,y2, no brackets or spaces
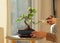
24,20,31,29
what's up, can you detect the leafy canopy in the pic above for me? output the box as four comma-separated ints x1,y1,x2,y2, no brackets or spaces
16,7,41,24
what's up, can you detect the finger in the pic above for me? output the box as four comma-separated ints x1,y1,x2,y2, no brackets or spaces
31,34,36,38
30,34,33,36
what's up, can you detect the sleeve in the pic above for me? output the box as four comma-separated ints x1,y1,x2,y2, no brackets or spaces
46,33,56,42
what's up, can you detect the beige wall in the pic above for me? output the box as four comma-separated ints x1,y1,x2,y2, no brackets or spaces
32,0,53,32
32,0,53,43
0,0,7,43
56,0,60,43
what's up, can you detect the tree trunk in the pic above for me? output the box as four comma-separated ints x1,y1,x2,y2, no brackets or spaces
24,20,35,31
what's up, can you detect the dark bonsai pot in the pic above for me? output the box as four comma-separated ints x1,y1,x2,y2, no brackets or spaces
18,28,35,38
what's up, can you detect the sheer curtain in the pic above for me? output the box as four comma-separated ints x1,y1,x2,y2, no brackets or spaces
10,0,30,35
7,0,31,43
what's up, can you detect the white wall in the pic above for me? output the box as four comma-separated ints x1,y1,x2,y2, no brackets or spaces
0,0,7,43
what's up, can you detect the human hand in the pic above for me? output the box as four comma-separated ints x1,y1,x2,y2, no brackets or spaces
30,31,46,39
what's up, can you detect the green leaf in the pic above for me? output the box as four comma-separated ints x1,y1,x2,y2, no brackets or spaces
16,16,24,22
28,13,34,19
32,9,36,13
26,19,32,23
16,18,22,22
27,7,36,14
22,14,25,18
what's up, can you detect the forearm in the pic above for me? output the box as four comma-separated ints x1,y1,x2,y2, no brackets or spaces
46,33,56,42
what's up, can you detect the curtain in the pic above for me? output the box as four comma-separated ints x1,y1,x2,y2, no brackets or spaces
10,0,31,43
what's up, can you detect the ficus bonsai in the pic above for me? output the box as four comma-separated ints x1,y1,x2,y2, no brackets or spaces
16,7,40,30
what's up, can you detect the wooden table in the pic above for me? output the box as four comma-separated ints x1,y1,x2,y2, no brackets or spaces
6,35,38,43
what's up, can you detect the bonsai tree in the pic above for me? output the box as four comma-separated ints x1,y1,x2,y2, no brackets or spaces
16,7,39,30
